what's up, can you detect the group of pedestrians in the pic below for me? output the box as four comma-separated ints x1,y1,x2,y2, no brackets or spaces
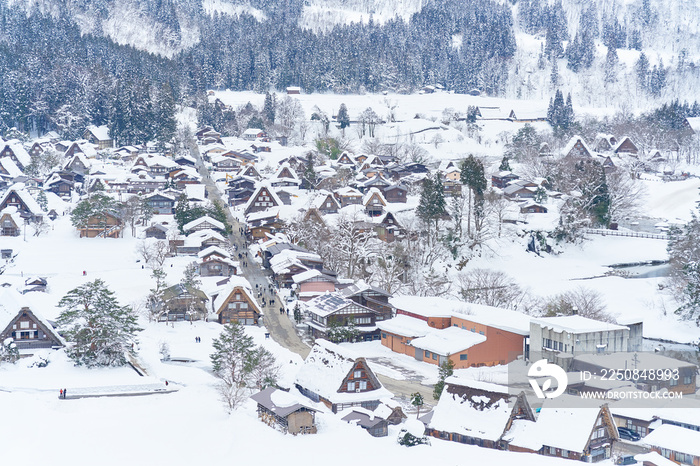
59,388,67,399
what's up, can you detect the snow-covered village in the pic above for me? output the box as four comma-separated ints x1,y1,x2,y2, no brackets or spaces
2,0,700,465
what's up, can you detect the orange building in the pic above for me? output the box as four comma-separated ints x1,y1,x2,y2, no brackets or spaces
379,297,530,369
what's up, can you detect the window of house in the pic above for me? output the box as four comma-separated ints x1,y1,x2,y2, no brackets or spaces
561,450,568,458
684,375,692,385
425,350,431,359
354,370,362,379
347,382,355,391
358,381,367,390
460,354,468,361
670,378,678,387
660,448,671,459
20,321,29,329
381,333,387,339
432,353,438,361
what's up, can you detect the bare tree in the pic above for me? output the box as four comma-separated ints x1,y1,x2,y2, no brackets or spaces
457,268,524,309
368,242,407,294
483,189,512,238
137,240,169,269
606,170,646,222
540,287,615,322
275,95,305,140
320,211,376,279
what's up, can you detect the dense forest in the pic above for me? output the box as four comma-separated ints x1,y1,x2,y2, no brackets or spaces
1,0,698,145
0,0,514,143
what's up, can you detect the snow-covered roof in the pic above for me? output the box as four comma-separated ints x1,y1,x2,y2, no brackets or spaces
273,163,300,181
389,296,531,335
304,292,358,318
444,377,511,395
211,275,258,314
86,125,111,141
376,315,430,338
633,452,677,466
243,183,283,213
574,352,695,371
531,316,628,334
429,379,514,442
291,269,322,284
246,207,280,223
183,215,225,232
294,339,393,404
644,424,700,457
0,157,22,178
335,186,363,197
3,142,30,167
686,117,700,133
197,245,231,259
561,135,591,157
341,407,386,429
0,183,43,215
185,184,207,202
507,395,604,453
409,326,486,356
0,288,67,347
242,128,264,136
362,188,387,206
250,387,316,417
134,154,178,169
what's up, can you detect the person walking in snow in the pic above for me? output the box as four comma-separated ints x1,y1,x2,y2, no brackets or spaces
59,389,63,398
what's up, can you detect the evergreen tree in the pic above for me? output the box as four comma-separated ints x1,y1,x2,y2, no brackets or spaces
550,59,559,87
534,186,548,203
667,213,700,325
56,279,141,367
460,155,487,236
635,53,650,92
416,172,447,234
153,83,177,148
210,323,278,411
337,103,350,133
499,156,511,172
410,392,424,419
604,47,619,85
70,193,119,234
293,303,302,324
263,92,276,124
433,359,455,400
547,91,574,136
302,152,317,190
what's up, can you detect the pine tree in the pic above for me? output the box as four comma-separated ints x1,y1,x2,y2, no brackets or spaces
635,53,650,92
499,156,511,172
550,59,559,87
416,172,447,234
302,152,317,190
410,392,424,419
56,279,142,367
604,47,619,85
433,359,455,400
293,303,302,324
668,213,700,324
337,103,350,134
263,92,276,124
210,322,275,411
460,155,487,236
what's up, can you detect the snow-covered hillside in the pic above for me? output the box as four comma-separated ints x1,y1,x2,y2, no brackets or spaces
298,0,426,32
